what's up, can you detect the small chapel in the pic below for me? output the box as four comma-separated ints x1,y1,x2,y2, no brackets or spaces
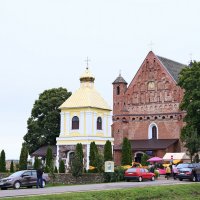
112,51,187,165
56,67,114,170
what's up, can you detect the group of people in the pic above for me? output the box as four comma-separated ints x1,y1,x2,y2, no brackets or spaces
149,163,177,180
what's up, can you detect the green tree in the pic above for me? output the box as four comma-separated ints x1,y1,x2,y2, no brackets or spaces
121,137,132,165
33,157,41,170
178,61,200,160
72,143,84,177
59,160,65,173
19,144,28,170
141,154,149,166
10,160,14,173
45,146,53,173
95,153,104,173
89,141,98,167
104,140,112,162
23,88,71,154
0,150,6,172
180,126,200,162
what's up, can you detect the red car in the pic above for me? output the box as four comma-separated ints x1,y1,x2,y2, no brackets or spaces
124,167,155,182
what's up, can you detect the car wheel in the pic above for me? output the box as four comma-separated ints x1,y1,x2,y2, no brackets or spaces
179,178,183,181
126,179,130,182
13,181,21,189
42,180,46,188
138,176,143,182
151,176,155,181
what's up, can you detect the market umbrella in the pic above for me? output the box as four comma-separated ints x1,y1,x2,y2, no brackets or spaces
147,157,163,162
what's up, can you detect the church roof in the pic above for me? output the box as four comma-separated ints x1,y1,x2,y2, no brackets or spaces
114,139,178,151
60,68,111,111
157,55,187,82
31,145,57,157
112,73,127,84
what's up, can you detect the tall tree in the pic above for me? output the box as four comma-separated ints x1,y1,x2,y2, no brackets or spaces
141,154,149,166
89,141,98,167
121,137,132,165
23,88,71,154
33,157,41,170
10,160,14,173
59,160,65,173
178,61,200,160
0,150,6,172
72,143,84,177
104,140,113,162
19,143,28,170
45,146,53,173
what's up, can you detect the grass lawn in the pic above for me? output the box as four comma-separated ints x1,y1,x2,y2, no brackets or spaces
4,183,200,200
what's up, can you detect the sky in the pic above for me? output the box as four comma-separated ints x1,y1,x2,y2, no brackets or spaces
0,0,200,160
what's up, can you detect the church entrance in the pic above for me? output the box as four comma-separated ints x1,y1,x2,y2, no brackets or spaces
134,152,144,163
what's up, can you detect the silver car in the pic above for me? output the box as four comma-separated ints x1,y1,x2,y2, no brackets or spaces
0,170,50,189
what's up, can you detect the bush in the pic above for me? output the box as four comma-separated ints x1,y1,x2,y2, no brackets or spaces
154,170,159,178
104,166,126,182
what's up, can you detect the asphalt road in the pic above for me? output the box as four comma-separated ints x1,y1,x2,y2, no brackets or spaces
0,178,195,199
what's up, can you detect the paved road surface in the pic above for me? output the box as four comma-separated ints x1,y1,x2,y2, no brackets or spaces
0,178,195,199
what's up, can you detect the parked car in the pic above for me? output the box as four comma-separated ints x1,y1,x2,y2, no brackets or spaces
176,167,196,181
124,167,155,182
176,163,200,182
0,170,50,190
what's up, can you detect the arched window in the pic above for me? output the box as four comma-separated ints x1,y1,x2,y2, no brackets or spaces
148,123,158,139
152,126,157,139
117,86,120,95
97,117,102,130
72,116,79,129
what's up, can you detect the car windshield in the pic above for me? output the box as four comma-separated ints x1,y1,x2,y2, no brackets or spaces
180,168,192,172
177,163,189,169
127,168,137,172
9,171,24,178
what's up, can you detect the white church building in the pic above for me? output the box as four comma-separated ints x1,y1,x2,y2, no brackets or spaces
56,67,114,170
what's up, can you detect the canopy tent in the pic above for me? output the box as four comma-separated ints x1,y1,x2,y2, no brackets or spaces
162,153,190,161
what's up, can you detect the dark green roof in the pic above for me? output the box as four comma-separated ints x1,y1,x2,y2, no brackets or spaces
157,56,187,82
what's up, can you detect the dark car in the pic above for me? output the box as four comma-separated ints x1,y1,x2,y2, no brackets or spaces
124,167,155,182
176,163,200,182
176,167,196,181
0,170,50,190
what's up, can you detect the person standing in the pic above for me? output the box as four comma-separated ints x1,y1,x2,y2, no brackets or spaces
36,167,44,188
165,165,171,180
172,164,178,180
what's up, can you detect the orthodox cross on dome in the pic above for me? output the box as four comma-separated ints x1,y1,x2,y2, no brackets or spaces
85,57,91,69
148,41,154,51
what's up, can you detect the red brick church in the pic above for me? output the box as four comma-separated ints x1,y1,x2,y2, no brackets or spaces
112,51,187,165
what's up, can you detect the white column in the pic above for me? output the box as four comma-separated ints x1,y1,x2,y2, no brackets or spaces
65,112,70,135
56,145,59,169
80,111,84,135
93,112,97,136
108,114,112,137
86,144,90,170
60,112,64,135
86,111,92,136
